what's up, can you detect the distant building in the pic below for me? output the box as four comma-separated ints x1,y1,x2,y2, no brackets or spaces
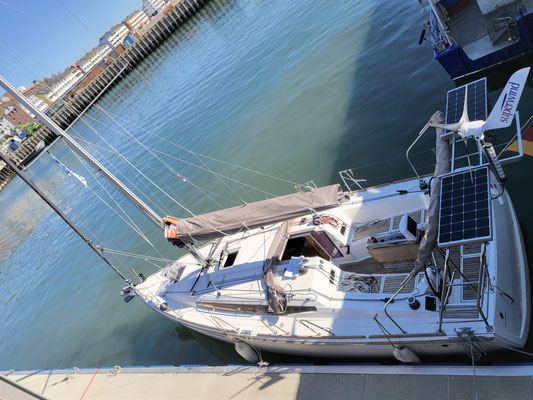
74,44,111,74
99,24,129,49
0,93,14,112
42,68,84,103
4,104,34,126
123,10,149,32
0,117,14,144
142,0,169,16
22,85,49,113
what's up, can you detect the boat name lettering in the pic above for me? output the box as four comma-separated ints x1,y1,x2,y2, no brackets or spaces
500,82,521,123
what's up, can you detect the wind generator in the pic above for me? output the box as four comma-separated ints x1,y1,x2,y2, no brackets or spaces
429,67,530,181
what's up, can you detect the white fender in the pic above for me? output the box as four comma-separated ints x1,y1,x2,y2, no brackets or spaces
234,341,259,364
393,346,421,363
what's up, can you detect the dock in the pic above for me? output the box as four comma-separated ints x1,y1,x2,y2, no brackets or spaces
2,364,533,399
0,0,210,192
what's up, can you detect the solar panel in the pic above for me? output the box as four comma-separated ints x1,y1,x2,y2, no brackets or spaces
445,78,487,130
438,166,492,247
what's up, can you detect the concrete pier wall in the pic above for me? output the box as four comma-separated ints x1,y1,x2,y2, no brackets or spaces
0,0,209,192
2,364,533,400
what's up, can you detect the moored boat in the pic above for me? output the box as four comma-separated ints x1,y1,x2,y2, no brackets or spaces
419,0,533,81
0,68,531,362
132,68,532,360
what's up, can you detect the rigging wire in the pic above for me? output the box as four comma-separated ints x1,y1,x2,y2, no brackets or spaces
69,128,174,216
84,60,305,188
0,12,461,260
0,1,62,34
0,52,21,71
71,151,166,259
25,168,135,252
65,110,198,216
0,40,168,255
3,32,437,202
67,113,234,237
101,248,178,264
86,95,441,190
55,0,100,39
492,342,533,358
73,106,281,236
117,52,450,192
27,157,176,280
77,113,281,198
24,169,138,279
77,72,257,207
1,19,250,265
92,91,252,205
497,113,533,158
68,131,242,206
92,103,229,210
95,104,251,208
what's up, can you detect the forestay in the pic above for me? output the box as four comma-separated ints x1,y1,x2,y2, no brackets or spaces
165,184,343,245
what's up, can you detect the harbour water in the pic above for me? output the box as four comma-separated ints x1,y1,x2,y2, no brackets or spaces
1,0,532,370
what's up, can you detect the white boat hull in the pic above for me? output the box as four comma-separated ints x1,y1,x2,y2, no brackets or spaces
134,175,530,361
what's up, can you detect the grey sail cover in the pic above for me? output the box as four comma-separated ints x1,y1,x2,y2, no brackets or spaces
172,184,342,244
410,111,450,277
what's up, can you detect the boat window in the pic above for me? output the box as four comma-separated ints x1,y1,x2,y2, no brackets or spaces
223,251,238,268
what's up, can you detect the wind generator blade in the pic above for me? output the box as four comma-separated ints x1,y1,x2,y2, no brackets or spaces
428,122,462,131
484,67,531,131
459,85,470,124
429,86,470,133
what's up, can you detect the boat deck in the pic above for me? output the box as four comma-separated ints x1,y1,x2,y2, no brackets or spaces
445,0,533,59
2,364,533,400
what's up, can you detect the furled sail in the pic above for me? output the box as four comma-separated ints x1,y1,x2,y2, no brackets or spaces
164,184,343,246
410,111,450,277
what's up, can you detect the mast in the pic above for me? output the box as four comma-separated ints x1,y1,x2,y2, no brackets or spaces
0,76,163,228
0,150,131,284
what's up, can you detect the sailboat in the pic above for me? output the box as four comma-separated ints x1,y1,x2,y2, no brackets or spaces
0,68,530,362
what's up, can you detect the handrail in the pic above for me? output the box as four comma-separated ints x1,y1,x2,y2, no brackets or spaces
338,169,366,192
406,121,431,183
383,274,413,334
476,244,491,329
438,249,450,332
260,317,289,335
299,319,335,336
428,0,454,47
476,244,485,311
438,243,492,332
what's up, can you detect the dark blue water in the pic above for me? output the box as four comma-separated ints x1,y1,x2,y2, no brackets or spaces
1,0,532,370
